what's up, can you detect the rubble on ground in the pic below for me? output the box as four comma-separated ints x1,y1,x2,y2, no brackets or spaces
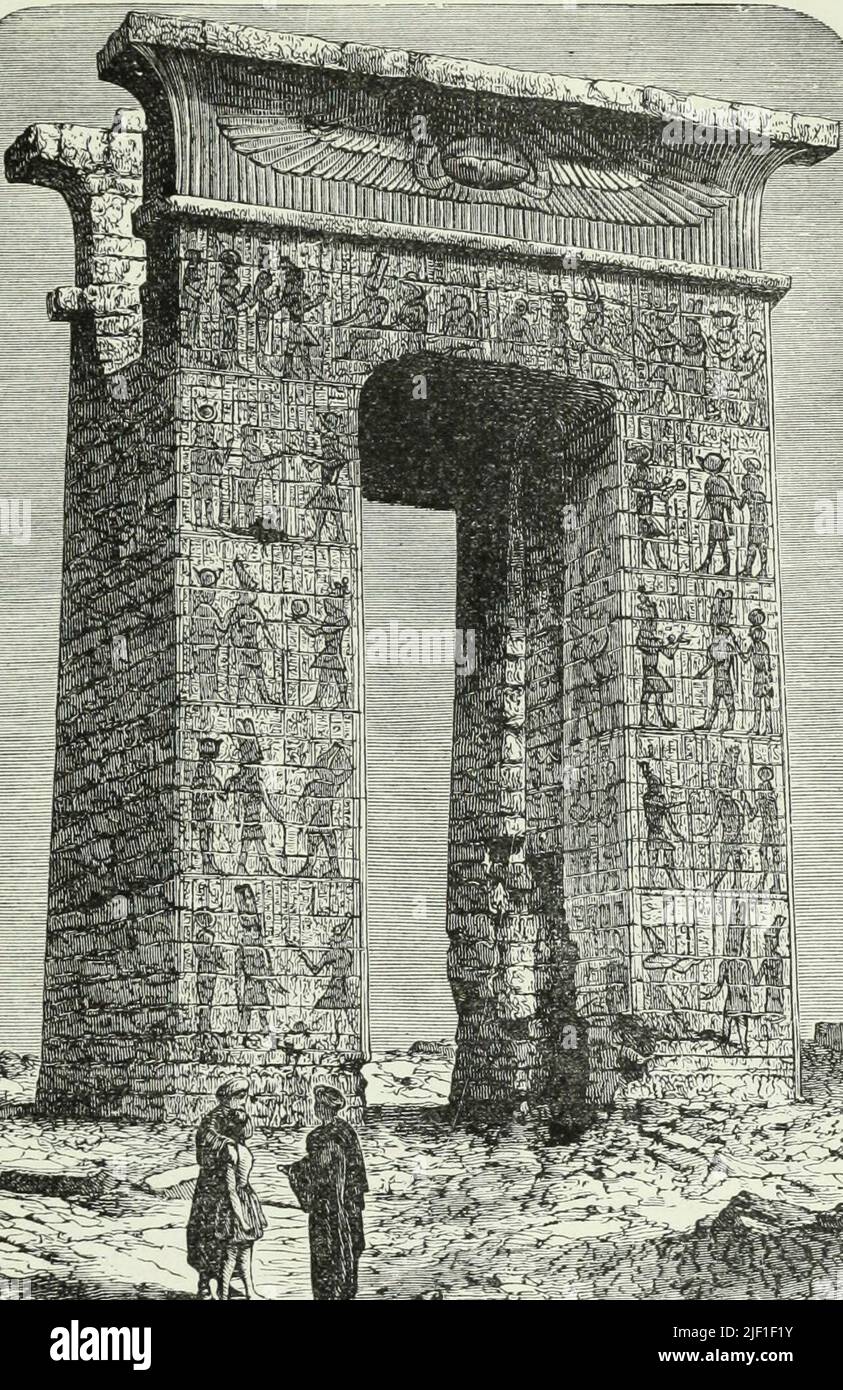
0,1043,840,1298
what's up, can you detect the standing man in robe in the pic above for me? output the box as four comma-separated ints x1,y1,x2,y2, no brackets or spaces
191,568,224,702
224,721,287,877
286,1085,368,1301
182,246,207,351
233,883,284,1046
700,747,746,892
295,741,353,878
302,412,350,544
226,557,286,705
747,765,784,892
442,289,478,341
236,425,284,533
291,581,351,709
217,247,250,367
626,442,684,572
741,608,775,736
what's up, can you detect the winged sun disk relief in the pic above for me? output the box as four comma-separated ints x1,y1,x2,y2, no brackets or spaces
217,111,732,226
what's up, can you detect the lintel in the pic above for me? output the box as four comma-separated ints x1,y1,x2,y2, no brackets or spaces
136,193,792,300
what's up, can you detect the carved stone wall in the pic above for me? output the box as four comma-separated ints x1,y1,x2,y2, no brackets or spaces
6,12,838,1122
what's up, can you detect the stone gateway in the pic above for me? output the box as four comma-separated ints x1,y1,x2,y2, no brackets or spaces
5,13,838,1124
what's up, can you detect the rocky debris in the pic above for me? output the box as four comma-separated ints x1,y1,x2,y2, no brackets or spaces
0,1052,39,1082
703,1191,838,1235
0,1047,840,1298
0,1166,122,1202
0,1053,39,1110
363,1045,453,1107
141,1164,199,1199
814,1022,843,1051
408,1039,456,1060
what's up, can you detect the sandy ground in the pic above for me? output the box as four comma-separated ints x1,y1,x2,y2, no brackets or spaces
1,1043,842,1300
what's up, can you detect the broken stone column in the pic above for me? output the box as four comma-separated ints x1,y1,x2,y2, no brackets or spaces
6,11,838,1121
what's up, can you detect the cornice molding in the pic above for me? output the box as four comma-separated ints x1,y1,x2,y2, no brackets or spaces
99,11,839,160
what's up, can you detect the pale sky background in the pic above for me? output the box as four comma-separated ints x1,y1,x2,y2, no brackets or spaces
0,2,842,1053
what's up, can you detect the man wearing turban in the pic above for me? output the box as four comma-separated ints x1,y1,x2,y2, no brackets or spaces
286,1086,368,1301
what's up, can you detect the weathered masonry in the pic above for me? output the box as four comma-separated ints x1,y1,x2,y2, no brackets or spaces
5,12,839,1123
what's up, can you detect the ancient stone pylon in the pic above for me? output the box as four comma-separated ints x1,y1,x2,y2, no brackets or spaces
5,12,838,1123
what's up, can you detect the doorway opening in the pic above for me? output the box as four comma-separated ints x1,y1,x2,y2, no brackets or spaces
361,499,459,1106
359,352,616,1119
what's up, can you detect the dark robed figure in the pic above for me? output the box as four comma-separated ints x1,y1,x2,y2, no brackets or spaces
287,1085,368,1300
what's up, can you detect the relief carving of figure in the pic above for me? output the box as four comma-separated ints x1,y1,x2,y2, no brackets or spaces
754,917,787,1017
747,765,784,892
301,412,349,544
217,247,252,368
741,608,775,736
640,759,685,889
696,452,737,576
226,558,287,705
333,251,390,363
441,289,478,340
626,442,685,571
191,568,225,702
737,456,770,578
702,920,752,1053
291,580,351,709
224,721,287,877
191,736,224,873
285,914,358,1050
234,884,285,1045
699,746,745,891
236,425,285,534
193,910,227,1046
693,616,742,733
295,742,353,879
193,405,233,529
635,589,684,729
183,247,208,349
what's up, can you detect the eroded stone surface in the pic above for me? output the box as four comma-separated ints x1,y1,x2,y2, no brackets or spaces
4,110,145,374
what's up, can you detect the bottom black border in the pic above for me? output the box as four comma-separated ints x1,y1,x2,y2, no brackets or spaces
1,1298,835,1377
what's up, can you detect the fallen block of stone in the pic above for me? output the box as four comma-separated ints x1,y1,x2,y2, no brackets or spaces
141,1163,199,1198
0,1052,38,1080
0,1164,119,1201
408,1040,457,1060
814,1022,843,1051
701,1190,843,1235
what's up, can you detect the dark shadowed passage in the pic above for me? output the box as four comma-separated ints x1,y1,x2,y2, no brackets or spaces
359,357,610,1121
